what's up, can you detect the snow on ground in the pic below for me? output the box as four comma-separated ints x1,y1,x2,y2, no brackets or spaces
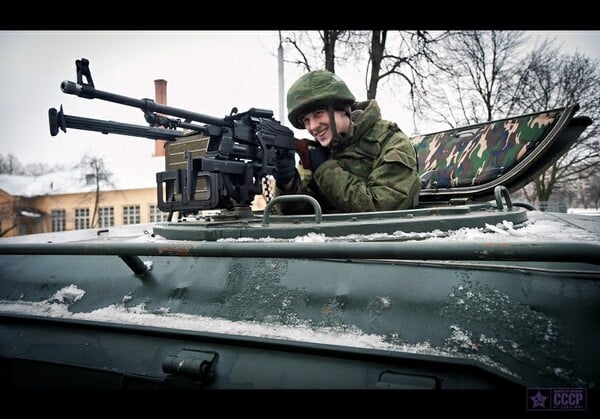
568,207,600,216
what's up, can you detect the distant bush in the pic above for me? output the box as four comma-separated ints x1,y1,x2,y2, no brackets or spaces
538,201,568,213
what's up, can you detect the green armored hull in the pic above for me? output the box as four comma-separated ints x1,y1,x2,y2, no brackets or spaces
1,207,599,391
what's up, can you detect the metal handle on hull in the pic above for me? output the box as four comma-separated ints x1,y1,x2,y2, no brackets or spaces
494,186,513,211
262,194,323,226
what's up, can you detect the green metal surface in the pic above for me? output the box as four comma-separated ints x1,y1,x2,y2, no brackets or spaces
154,202,529,241
1,249,598,388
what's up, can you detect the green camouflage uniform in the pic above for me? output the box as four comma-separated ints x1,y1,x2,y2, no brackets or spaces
276,99,420,214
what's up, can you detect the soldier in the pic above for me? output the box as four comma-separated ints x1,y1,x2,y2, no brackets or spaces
274,69,420,214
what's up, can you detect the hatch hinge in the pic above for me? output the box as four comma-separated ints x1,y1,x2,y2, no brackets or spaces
162,349,218,386
449,197,470,206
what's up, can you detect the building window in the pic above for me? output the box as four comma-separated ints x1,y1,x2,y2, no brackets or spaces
149,205,169,222
51,209,66,232
74,208,90,230
123,205,140,225
98,206,114,228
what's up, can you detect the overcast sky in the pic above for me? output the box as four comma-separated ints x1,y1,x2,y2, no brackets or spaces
0,30,598,177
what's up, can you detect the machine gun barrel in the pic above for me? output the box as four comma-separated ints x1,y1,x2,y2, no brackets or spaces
61,80,230,127
48,106,184,141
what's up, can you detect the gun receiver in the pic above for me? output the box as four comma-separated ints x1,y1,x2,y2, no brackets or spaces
49,58,298,215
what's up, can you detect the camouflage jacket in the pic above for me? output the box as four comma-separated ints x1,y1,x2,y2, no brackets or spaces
275,100,420,214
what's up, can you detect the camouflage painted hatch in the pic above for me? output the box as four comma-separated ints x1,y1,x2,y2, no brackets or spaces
411,109,562,189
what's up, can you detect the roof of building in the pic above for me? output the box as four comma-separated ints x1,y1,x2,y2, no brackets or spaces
0,156,165,197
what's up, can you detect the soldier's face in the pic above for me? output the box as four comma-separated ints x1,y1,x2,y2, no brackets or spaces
302,109,350,148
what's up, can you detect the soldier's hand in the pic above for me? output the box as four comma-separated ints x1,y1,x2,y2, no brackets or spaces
309,147,330,173
274,149,296,188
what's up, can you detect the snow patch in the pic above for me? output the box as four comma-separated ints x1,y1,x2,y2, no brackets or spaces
0,285,518,379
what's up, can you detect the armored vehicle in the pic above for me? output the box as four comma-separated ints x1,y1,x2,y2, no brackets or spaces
0,61,598,408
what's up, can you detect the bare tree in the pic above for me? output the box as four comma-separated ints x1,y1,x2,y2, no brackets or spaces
0,199,19,237
364,31,450,102
77,155,114,228
283,31,361,73
0,154,65,176
585,171,600,209
24,162,61,176
514,50,600,204
417,30,526,129
322,30,344,73
282,30,449,108
563,167,600,209
0,153,25,175
0,155,64,237
283,31,319,72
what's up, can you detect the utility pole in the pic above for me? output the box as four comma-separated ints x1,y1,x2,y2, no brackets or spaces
278,31,285,125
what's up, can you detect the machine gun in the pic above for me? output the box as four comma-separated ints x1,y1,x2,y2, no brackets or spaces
48,58,314,217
